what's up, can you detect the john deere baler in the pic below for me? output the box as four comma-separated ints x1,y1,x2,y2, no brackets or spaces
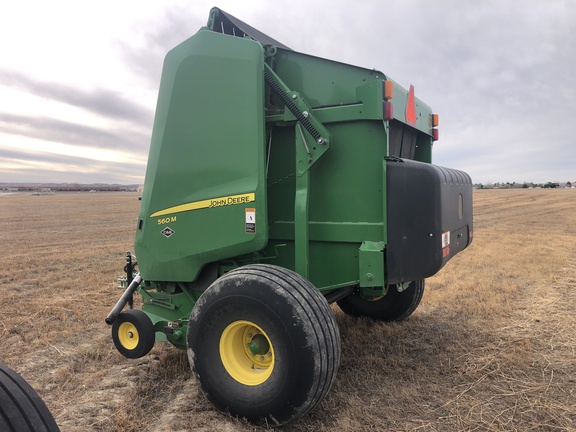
106,7,473,427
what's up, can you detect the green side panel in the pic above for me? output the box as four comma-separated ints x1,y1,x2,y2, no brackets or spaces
272,49,434,137
135,30,268,282
272,49,387,111
261,49,437,291
266,120,387,289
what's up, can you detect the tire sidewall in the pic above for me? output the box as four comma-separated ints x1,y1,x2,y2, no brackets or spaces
188,274,319,424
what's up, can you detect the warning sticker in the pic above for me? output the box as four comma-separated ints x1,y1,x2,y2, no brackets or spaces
441,231,450,248
245,208,255,233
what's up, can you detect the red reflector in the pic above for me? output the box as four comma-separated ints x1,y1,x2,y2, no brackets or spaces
433,129,439,141
442,246,450,257
406,85,416,126
384,101,394,121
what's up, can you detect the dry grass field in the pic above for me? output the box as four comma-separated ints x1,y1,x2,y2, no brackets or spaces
1,189,575,431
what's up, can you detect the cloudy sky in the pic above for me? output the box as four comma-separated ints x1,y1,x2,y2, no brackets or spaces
0,0,574,185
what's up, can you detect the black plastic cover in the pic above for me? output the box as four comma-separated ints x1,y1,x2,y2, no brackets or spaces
209,8,292,50
385,158,473,284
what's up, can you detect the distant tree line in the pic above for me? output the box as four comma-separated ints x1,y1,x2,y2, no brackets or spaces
475,181,573,189
0,184,140,193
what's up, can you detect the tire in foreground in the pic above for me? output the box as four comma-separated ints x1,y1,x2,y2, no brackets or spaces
0,364,60,432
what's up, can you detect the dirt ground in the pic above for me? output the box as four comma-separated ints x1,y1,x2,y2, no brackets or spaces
0,189,575,431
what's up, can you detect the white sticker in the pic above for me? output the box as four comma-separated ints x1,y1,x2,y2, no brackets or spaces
442,231,450,248
245,208,255,233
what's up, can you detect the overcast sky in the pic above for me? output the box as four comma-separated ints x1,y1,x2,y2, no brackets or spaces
0,0,574,185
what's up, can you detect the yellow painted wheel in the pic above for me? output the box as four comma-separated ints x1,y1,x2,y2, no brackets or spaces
219,320,274,386
118,322,139,350
112,309,155,359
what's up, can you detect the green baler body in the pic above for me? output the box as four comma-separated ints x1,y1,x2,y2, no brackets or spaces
136,31,268,282
133,9,473,346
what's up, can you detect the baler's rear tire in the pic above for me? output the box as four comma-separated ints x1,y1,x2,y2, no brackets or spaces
187,264,340,427
112,309,155,359
337,279,424,321
0,364,60,432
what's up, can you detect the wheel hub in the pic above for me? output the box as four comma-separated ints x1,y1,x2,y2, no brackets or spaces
220,320,274,386
118,322,139,350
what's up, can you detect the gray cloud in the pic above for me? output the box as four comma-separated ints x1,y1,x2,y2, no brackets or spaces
1,0,575,184
0,112,150,153
0,147,145,184
117,5,206,88
0,69,154,126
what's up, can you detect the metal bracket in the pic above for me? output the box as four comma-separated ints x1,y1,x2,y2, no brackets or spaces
358,241,385,288
396,281,411,292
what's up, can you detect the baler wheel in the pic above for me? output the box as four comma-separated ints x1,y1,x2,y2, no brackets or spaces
187,264,340,427
112,309,155,359
337,279,425,321
0,364,60,432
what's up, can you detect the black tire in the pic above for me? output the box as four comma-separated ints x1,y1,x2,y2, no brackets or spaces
112,309,155,359
0,364,60,432
337,279,425,321
187,264,340,427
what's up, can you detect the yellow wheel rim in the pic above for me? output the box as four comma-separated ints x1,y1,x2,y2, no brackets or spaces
118,322,139,350
219,320,274,386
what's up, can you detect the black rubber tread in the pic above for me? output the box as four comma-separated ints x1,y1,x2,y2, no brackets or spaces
0,365,60,432
337,279,425,321
262,265,340,420
112,309,155,359
187,264,340,427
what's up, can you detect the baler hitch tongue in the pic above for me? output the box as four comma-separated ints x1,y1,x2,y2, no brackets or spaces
104,273,142,325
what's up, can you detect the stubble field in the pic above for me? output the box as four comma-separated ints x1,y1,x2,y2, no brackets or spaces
0,189,575,431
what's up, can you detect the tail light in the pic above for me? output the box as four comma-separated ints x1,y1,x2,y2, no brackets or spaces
383,80,394,120
431,113,439,141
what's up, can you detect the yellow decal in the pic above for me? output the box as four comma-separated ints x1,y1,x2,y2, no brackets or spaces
150,193,255,218
157,216,177,225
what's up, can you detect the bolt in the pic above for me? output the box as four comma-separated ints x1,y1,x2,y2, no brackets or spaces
247,333,253,338
302,111,309,118
292,94,297,99
267,352,272,357
317,138,325,145
127,332,134,338
260,356,265,361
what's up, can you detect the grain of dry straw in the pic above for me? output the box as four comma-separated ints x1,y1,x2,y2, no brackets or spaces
0,189,575,431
